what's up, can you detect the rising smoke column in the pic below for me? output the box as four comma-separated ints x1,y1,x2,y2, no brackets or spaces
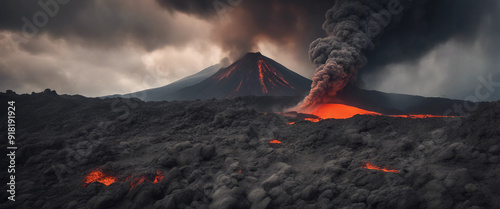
301,0,403,108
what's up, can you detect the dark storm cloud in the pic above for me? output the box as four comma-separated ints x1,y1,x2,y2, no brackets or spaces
157,0,334,62
0,0,199,51
156,0,500,102
358,0,500,101
156,0,216,18
363,0,500,73
157,0,500,67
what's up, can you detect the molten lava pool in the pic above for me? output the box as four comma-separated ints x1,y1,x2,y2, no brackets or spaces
308,104,381,119
303,104,454,120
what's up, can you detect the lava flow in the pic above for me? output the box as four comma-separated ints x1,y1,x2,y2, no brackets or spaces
362,163,400,173
308,104,381,119
302,103,454,121
83,170,117,186
83,170,164,189
153,171,164,183
129,171,165,189
269,139,282,144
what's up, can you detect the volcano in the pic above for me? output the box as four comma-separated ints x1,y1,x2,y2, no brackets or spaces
105,64,222,101
166,52,311,101
108,52,311,101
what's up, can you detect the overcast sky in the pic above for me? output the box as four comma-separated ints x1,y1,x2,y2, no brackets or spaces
0,0,499,101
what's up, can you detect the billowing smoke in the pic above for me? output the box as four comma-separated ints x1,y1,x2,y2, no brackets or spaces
300,0,405,108
156,0,334,63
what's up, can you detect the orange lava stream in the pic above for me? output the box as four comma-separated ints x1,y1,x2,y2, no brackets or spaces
308,104,381,119
257,60,269,93
83,170,164,189
153,171,164,183
83,170,117,186
362,163,400,173
304,118,322,123
216,64,239,80
130,171,164,189
260,60,294,89
287,122,295,125
303,104,454,121
229,80,243,97
269,139,282,144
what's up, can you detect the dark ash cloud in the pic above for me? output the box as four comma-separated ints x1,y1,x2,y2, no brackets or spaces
363,0,500,72
156,0,500,103
0,0,200,51
157,0,334,62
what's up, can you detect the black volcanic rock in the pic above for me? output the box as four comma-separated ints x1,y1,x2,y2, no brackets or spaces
1,92,500,209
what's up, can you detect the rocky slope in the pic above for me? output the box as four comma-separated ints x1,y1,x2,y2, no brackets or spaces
0,90,499,209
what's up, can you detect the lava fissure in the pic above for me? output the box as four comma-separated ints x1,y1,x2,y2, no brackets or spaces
83,170,164,189
83,170,117,187
257,60,269,94
259,59,294,89
216,63,240,81
362,163,400,173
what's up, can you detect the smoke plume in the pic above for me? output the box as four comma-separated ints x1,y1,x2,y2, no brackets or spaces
301,0,405,108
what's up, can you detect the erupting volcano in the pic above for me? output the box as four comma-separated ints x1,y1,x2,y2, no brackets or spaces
169,52,312,100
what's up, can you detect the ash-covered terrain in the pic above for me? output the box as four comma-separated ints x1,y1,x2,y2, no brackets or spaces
1,90,500,209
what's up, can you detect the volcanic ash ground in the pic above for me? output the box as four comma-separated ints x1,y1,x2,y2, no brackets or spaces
1,91,500,209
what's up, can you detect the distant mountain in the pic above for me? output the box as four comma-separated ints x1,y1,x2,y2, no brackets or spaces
110,52,313,101
332,86,470,115
165,52,312,101
106,64,221,101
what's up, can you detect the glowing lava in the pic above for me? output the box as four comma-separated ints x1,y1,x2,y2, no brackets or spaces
257,60,269,94
130,176,148,189
307,104,381,119
153,171,164,183
362,163,400,173
215,64,239,80
302,103,455,121
304,118,322,123
269,139,282,144
287,122,295,125
130,171,164,189
83,170,164,189
83,170,117,186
